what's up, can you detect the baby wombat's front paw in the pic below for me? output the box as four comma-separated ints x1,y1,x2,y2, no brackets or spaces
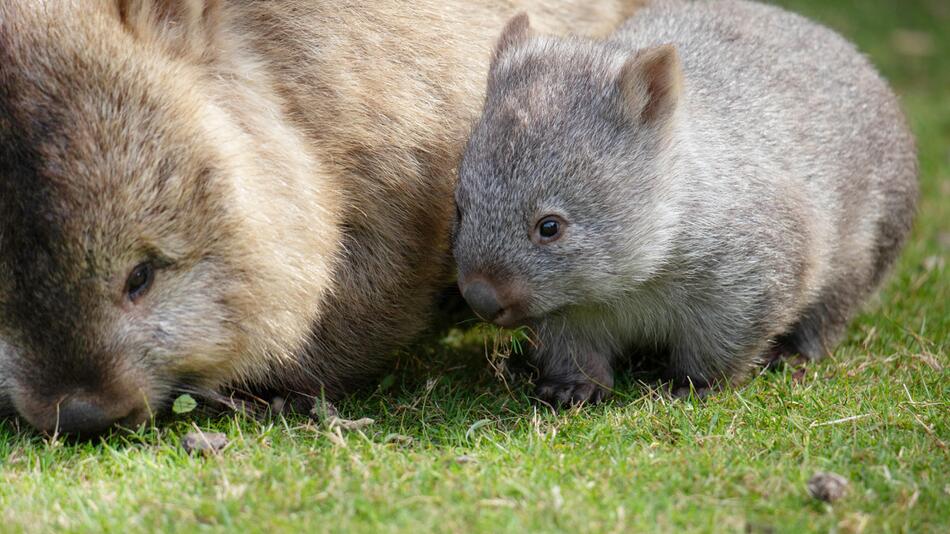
670,383,714,400
535,376,612,407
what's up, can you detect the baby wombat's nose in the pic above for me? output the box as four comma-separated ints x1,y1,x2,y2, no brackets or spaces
462,280,504,321
55,397,119,437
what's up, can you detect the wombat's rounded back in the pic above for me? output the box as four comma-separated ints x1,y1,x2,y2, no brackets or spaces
619,0,917,268
619,0,918,355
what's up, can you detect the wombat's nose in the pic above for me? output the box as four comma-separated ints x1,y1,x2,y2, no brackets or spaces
462,280,503,321
54,397,124,437
11,369,152,436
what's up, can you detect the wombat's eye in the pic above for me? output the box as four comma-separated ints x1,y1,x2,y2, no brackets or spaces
126,263,155,302
534,216,566,244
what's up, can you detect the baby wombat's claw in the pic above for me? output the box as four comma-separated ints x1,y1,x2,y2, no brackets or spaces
670,383,714,401
535,379,611,408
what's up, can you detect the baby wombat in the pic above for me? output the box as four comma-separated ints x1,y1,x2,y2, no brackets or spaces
454,0,918,405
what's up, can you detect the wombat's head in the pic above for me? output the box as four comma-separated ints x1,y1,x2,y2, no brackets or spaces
0,1,338,435
454,15,683,327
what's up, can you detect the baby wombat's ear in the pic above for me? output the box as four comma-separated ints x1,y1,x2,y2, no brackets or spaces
492,13,533,67
115,0,223,62
618,44,682,125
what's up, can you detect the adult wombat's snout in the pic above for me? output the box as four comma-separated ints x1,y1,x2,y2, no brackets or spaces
10,368,151,437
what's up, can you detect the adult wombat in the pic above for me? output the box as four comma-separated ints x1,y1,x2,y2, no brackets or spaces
0,0,641,435
454,0,918,405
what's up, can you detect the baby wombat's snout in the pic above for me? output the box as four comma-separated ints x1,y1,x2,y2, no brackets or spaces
458,275,530,327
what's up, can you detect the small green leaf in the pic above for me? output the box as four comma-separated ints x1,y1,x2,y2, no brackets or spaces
172,394,198,415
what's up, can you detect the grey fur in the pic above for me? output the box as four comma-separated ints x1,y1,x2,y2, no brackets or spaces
454,0,918,404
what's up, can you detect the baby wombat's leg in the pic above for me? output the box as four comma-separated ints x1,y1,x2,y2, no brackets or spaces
668,329,768,399
775,287,861,363
777,176,917,363
531,319,615,407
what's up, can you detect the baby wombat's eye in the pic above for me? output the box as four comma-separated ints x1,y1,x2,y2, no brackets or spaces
534,216,566,244
126,262,155,302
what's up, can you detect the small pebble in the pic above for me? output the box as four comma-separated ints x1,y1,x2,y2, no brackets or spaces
182,431,229,455
454,455,478,465
808,472,849,503
792,368,807,384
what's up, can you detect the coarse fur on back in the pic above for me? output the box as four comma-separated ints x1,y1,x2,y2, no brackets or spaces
0,0,642,435
453,0,918,405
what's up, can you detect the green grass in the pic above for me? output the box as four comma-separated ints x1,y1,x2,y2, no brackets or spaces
1,1,947,532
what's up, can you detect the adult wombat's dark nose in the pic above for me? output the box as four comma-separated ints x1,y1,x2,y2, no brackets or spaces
11,377,149,438
55,397,118,437
462,280,503,321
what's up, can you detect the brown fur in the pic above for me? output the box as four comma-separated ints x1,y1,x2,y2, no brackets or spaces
0,0,641,433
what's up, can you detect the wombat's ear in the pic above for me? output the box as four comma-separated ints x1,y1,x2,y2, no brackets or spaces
115,0,223,62
492,13,533,67
618,44,682,125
